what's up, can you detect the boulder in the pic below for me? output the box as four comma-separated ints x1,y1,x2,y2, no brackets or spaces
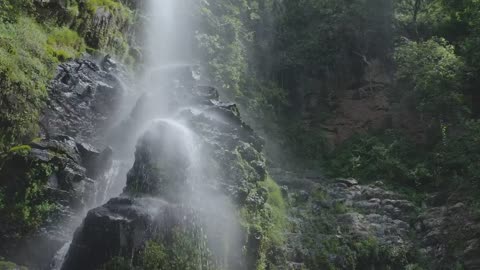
60,66,269,270
0,136,112,269
124,121,191,201
61,197,198,270
41,59,127,146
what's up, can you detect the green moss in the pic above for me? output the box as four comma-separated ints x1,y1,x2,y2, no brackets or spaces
46,27,86,61
67,2,80,18
0,16,86,150
140,241,168,270
239,174,288,270
85,0,124,14
78,0,135,64
260,176,287,246
0,260,27,270
0,0,34,23
332,202,349,214
8,145,32,156
0,17,56,150
101,257,131,270
103,228,219,270
0,13,92,150
0,155,57,238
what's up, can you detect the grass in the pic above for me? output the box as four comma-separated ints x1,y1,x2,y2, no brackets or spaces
0,16,87,150
0,260,27,270
0,17,54,149
46,27,86,61
8,145,32,155
238,174,288,270
85,0,123,13
85,0,133,23
260,175,288,246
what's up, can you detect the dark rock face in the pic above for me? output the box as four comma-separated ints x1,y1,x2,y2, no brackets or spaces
124,121,191,201
0,55,130,269
40,59,127,146
61,66,267,270
273,167,480,270
62,197,197,270
417,201,480,270
0,136,112,269
272,169,418,269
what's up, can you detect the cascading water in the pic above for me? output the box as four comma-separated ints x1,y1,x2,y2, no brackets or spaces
53,0,245,269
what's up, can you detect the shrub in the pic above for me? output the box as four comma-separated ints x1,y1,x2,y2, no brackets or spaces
260,176,287,246
0,16,87,150
328,132,433,187
0,17,55,150
140,241,167,270
0,153,56,238
46,27,86,61
85,0,124,14
433,119,480,188
394,38,467,123
240,175,288,269
0,0,34,22
101,257,132,270
137,229,218,270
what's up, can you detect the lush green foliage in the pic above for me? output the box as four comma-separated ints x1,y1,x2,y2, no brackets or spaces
0,0,135,150
85,0,125,13
0,152,56,238
328,132,431,186
395,38,466,122
80,0,135,63
329,119,480,194
0,17,55,150
277,0,392,77
102,229,218,270
259,176,287,246
0,260,27,270
0,0,34,22
196,0,290,147
433,120,480,188
239,175,287,270
46,27,86,61
294,186,417,269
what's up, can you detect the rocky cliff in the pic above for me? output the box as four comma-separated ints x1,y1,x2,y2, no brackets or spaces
0,57,128,269
60,65,280,270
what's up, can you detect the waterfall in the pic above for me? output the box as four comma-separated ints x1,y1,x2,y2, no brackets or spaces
53,1,245,268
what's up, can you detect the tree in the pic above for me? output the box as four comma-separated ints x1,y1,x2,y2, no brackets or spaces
395,38,467,124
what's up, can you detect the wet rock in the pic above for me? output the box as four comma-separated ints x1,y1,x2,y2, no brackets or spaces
61,197,197,270
336,178,358,187
464,239,480,270
41,59,127,146
124,121,191,201
62,67,269,270
0,136,112,269
417,201,480,269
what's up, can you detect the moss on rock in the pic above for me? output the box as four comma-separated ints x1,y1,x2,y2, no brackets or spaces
239,174,288,270
0,150,56,239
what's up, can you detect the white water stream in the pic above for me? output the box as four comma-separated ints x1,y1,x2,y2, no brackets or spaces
52,1,243,268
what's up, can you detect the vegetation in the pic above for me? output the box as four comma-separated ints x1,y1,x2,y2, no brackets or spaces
46,27,86,61
102,228,219,270
0,151,56,239
394,38,466,124
0,0,136,150
196,0,480,201
0,260,27,270
239,174,287,270
0,17,56,150
196,0,290,149
293,186,417,269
